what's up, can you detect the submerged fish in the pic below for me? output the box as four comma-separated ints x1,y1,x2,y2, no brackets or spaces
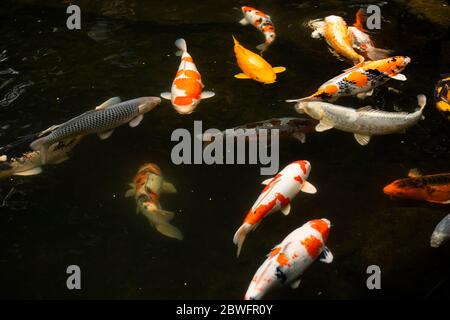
0,132,82,179
384,169,450,205
201,117,317,147
245,219,333,300
30,97,161,164
286,56,410,102
348,9,392,61
161,38,215,115
294,95,426,146
125,163,182,240
435,75,450,121
431,214,450,248
233,36,286,84
239,6,276,53
309,15,365,65
233,160,317,257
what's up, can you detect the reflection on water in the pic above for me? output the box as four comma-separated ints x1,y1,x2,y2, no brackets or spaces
0,0,449,299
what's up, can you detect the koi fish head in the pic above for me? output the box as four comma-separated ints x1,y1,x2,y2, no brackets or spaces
241,6,254,14
296,101,325,120
309,218,331,242
383,178,424,200
136,97,162,114
172,99,201,115
138,163,161,175
386,56,411,74
145,172,164,195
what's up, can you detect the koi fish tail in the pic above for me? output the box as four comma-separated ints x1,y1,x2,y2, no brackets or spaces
175,38,187,56
417,94,427,112
29,137,48,164
141,208,183,240
233,223,253,258
366,47,392,61
156,222,183,240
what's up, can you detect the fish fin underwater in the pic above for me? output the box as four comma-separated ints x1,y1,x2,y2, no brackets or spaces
234,73,251,79
233,222,253,257
272,66,286,74
200,91,215,99
162,181,177,193
280,203,291,216
156,223,183,240
256,43,269,52
366,47,393,61
315,122,334,132
95,97,121,110
290,278,302,289
292,132,306,143
319,246,334,263
354,133,371,146
301,181,317,194
14,167,42,176
129,114,143,127
160,92,172,100
98,130,114,140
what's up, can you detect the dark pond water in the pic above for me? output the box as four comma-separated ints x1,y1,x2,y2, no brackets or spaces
0,0,449,299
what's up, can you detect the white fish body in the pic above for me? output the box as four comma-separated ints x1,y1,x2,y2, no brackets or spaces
431,214,450,248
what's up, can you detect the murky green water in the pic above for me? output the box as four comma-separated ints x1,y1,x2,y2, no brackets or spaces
0,0,449,299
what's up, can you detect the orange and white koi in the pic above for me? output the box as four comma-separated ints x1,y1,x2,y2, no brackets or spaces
286,56,411,102
245,219,333,300
125,163,182,240
161,38,215,115
348,9,392,61
233,160,317,257
233,36,286,84
435,74,450,121
240,6,276,53
309,15,365,65
383,169,450,205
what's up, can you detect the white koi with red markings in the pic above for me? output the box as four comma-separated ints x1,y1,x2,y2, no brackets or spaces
233,160,317,257
245,219,333,300
240,6,276,53
161,38,215,115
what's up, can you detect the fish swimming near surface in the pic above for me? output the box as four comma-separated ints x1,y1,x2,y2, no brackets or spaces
348,9,392,61
232,36,286,84
286,56,411,102
233,160,317,257
309,15,365,65
0,132,82,179
245,219,333,300
201,117,318,147
30,97,161,164
161,38,215,115
431,214,450,248
125,163,182,240
294,94,426,146
383,169,450,205
435,75,450,121
239,6,276,53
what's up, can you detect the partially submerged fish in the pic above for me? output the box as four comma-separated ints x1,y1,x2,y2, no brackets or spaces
233,36,286,84
435,75,450,121
0,132,82,179
30,97,161,164
286,56,411,102
125,163,182,240
239,6,276,53
201,117,317,147
309,15,365,65
161,38,215,115
245,219,333,300
294,94,426,145
431,214,450,248
233,160,317,257
348,9,392,61
384,169,450,205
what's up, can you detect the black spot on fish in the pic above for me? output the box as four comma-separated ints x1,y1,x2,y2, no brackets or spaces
275,266,287,284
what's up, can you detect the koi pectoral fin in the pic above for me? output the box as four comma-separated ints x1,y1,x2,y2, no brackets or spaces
389,73,407,81
234,73,251,79
200,91,215,99
156,223,183,240
319,246,334,263
354,133,371,146
239,18,250,25
14,167,43,176
301,181,317,194
272,67,286,74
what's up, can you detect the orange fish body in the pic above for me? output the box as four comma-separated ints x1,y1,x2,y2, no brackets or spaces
311,15,364,65
161,38,215,115
233,36,286,84
384,169,450,204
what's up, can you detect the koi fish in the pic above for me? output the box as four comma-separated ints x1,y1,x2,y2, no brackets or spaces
232,36,286,84
295,94,426,146
348,9,392,61
286,56,411,102
0,132,82,179
161,39,215,115
431,214,450,248
233,160,317,257
30,97,161,164
383,169,450,205
435,75,450,121
125,163,182,240
245,219,333,300
309,15,365,65
201,117,317,147
239,6,276,53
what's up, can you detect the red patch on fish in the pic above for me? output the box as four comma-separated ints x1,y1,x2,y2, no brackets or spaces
244,193,290,225
276,252,289,266
300,235,323,259
310,219,330,241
